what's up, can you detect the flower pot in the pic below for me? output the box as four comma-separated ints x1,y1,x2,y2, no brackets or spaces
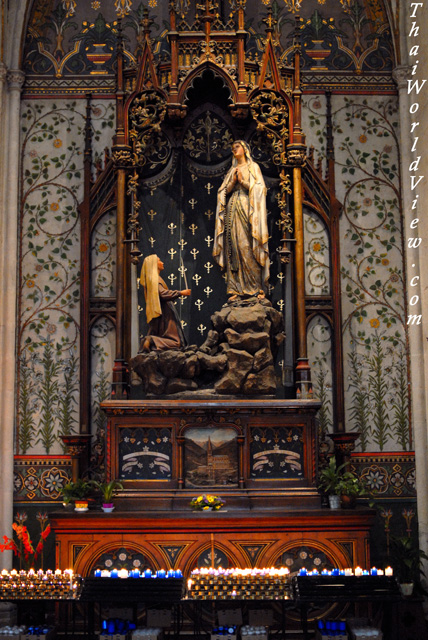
400,582,414,597
102,503,115,513
74,500,89,512
340,494,357,509
328,494,341,509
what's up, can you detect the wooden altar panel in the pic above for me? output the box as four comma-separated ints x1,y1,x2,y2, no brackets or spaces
103,399,321,509
50,510,375,578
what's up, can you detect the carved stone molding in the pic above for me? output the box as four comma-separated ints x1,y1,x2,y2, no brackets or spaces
392,65,411,91
6,69,25,92
0,63,7,86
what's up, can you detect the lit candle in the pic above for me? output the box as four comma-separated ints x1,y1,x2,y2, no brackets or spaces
94,569,102,577
385,566,393,576
110,569,118,578
118,569,128,579
299,568,307,576
355,567,363,576
370,567,378,576
101,570,110,577
144,569,152,578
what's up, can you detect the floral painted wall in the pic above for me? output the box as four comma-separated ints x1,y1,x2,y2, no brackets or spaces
12,0,416,567
14,99,115,505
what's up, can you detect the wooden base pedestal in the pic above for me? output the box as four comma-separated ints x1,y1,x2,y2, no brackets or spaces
51,509,375,577
51,399,374,578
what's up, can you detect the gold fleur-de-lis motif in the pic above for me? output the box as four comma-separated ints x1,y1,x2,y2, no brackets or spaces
192,274,201,286
190,248,199,260
204,262,213,273
189,198,197,210
197,324,207,335
189,224,198,236
195,299,204,310
205,235,214,247
204,209,214,220
168,248,177,260
204,286,213,297
147,209,157,221
168,223,177,235
168,273,177,286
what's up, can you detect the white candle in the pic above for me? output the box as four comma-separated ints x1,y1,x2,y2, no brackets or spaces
355,566,363,576
385,566,393,576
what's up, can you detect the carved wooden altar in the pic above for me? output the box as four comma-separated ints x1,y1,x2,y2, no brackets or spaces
52,508,374,578
53,1,373,580
78,1,345,419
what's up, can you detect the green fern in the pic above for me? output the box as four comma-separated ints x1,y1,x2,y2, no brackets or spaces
92,367,110,434
312,356,332,440
36,341,60,454
348,349,370,452
391,352,410,450
367,334,390,450
57,350,79,450
18,354,37,454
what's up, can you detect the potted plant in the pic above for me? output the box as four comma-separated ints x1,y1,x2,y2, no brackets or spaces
336,473,366,509
60,479,94,511
390,535,428,596
93,480,124,512
317,457,346,509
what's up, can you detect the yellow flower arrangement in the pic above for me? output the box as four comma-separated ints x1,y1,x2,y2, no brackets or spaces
190,494,225,511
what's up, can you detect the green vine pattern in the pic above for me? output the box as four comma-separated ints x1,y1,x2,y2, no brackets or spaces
304,95,410,452
304,211,330,295
17,100,115,455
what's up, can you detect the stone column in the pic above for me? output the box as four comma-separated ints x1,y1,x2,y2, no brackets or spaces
0,69,24,569
393,63,428,570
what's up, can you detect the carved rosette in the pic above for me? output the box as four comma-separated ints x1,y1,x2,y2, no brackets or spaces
112,146,133,169
286,145,306,167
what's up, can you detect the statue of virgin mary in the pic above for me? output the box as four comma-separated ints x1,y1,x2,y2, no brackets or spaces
213,140,269,300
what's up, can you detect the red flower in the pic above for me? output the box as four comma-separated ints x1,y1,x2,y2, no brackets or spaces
34,541,44,560
41,525,51,540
